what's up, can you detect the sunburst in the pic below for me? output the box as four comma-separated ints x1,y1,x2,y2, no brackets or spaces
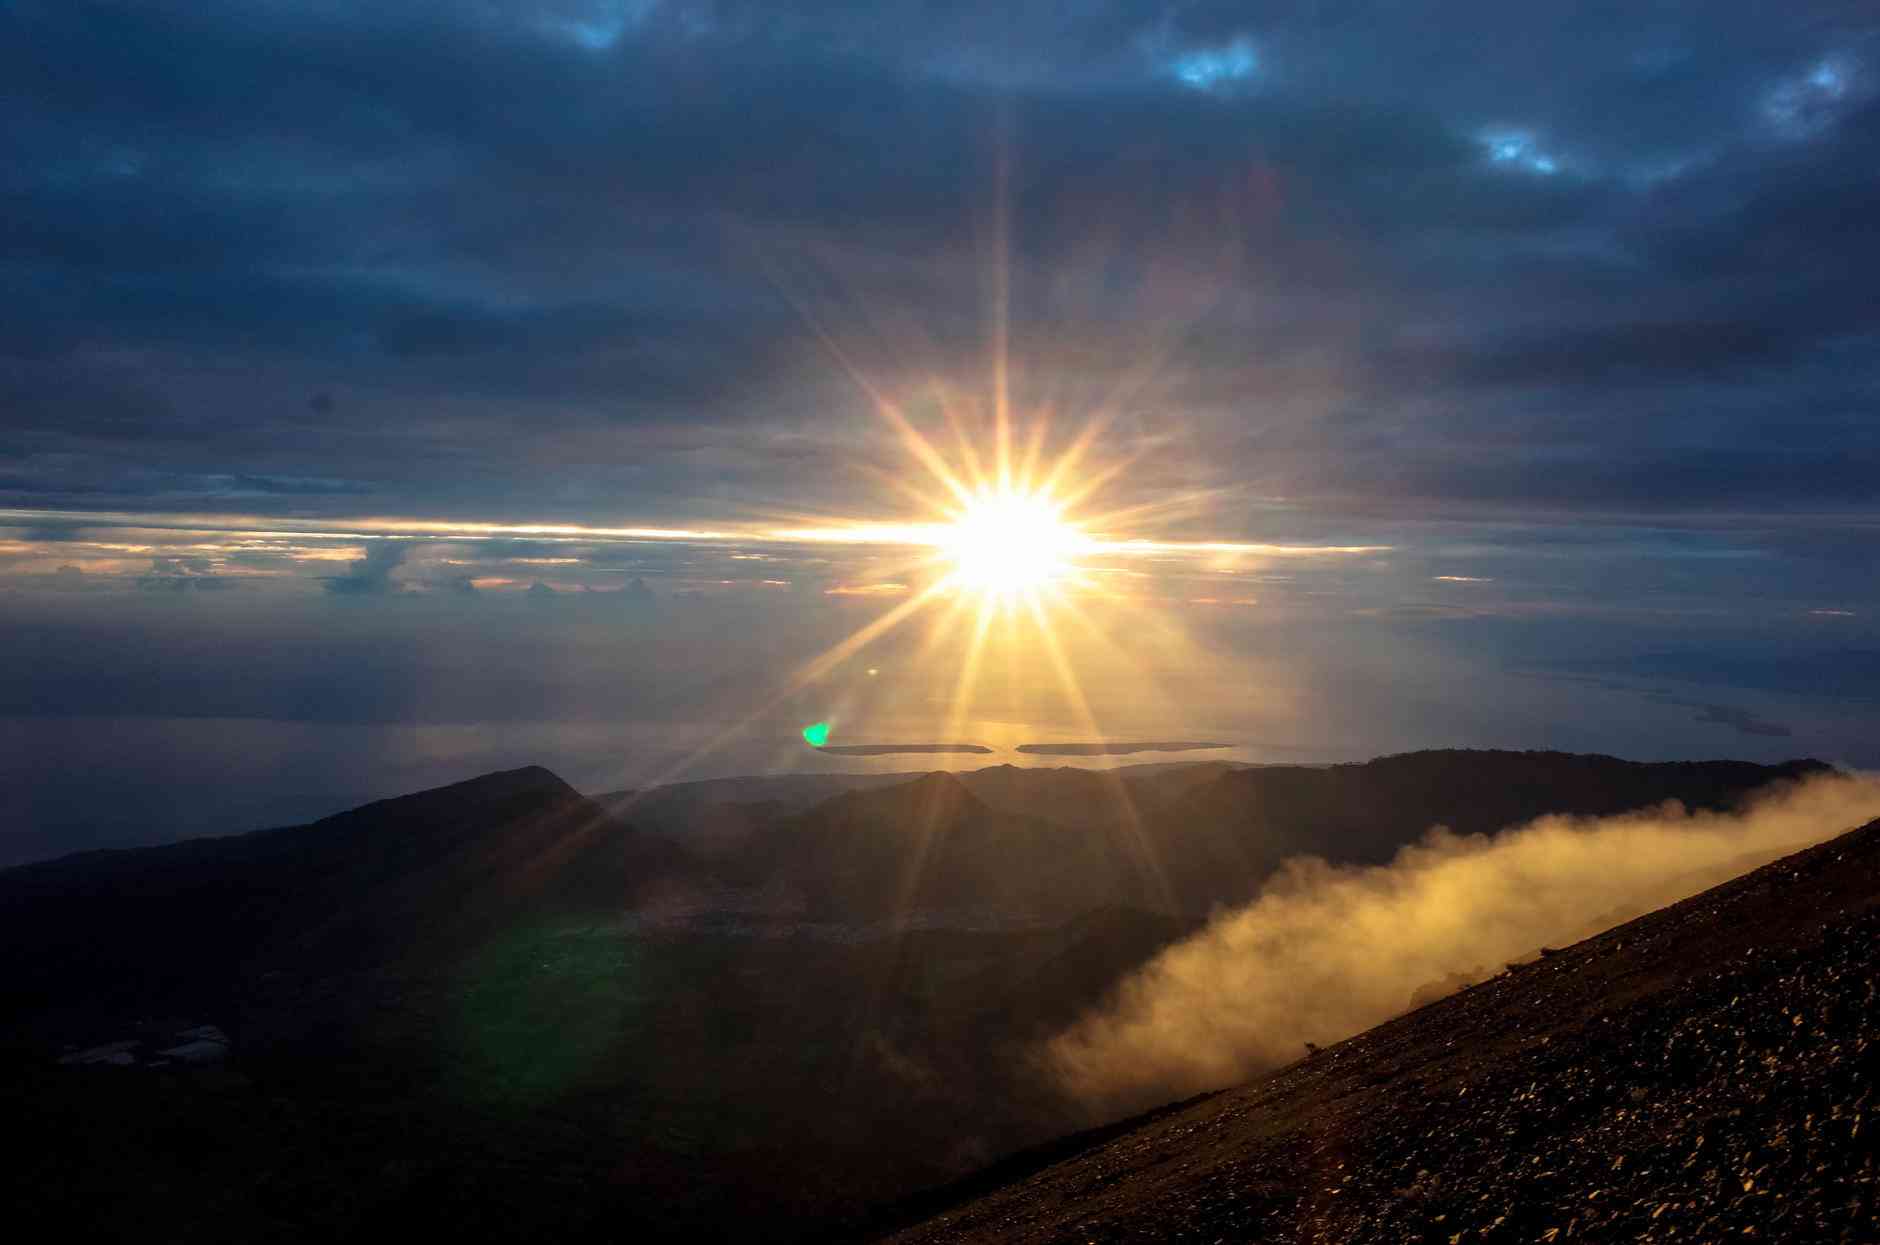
937,485,1089,601
783,394,1140,740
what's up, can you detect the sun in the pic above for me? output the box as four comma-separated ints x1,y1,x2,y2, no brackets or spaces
940,487,1086,599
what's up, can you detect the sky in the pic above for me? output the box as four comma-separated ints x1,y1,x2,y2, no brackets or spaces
3,1,1878,861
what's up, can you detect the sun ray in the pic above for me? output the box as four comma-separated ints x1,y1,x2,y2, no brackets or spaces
989,108,1014,498
942,393,990,496
791,580,951,689
941,596,998,747
847,591,993,935
1017,411,1050,492
593,179,1366,797
1034,410,1116,499
1052,449,1143,514
1021,593,1177,914
876,400,978,509
914,591,976,665
601,579,958,817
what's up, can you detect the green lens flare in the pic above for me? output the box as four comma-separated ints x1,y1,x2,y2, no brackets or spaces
802,721,831,748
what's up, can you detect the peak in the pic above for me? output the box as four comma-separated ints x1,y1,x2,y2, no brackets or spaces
315,765,581,829
905,770,984,804
437,765,576,800
823,770,985,822
875,770,975,804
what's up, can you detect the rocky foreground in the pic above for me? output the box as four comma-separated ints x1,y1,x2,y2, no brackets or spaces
869,817,1880,1244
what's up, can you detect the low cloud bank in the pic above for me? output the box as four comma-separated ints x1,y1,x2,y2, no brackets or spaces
1016,742,1230,756
813,744,994,755
1046,769,1880,1115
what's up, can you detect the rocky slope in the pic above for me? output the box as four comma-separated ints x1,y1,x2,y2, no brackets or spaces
870,814,1880,1243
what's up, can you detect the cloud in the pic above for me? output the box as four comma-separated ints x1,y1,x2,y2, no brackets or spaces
1165,37,1258,92
137,554,235,592
0,0,1874,542
323,541,409,595
823,583,911,597
1686,701,1793,739
812,743,993,756
1561,650,1880,705
1014,742,1229,756
1046,768,1880,1115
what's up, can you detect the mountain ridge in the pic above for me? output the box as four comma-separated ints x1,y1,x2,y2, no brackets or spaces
2,748,1858,1244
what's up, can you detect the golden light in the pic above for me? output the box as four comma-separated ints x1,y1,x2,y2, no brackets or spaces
939,487,1086,599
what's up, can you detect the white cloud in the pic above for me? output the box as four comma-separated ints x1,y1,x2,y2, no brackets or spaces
1478,128,1561,175
1763,54,1862,139
1167,37,1258,92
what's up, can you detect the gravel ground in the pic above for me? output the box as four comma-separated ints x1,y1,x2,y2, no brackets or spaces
876,817,1880,1244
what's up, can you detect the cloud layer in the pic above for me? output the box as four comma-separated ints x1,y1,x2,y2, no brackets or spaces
2,1,1877,530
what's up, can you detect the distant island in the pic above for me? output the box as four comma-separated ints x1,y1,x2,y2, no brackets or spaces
813,743,995,756
1016,741,1230,756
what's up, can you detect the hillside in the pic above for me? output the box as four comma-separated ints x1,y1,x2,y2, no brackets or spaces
1,750,1859,1243
1146,750,1831,912
741,773,1151,922
0,767,681,1031
591,762,1240,844
870,813,1880,1243
727,751,1833,924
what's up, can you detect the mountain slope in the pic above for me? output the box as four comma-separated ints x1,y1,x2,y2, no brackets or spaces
592,753,1825,926
595,771,919,834
949,765,1212,832
3,751,1857,1244
1148,750,1830,912
743,773,1152,922
0,767,676,1027
594,762,1240,845
870,813,1880,1244
744,752,1830,925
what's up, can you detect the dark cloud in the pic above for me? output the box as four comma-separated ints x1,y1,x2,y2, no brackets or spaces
1686,702,1793,739
1545,650,1880,706
4,1,1874,535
